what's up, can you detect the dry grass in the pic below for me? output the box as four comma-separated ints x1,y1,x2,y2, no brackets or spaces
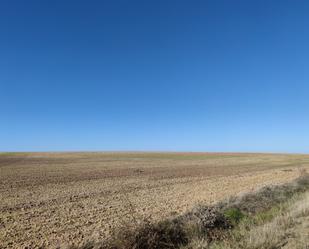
1,152,309,248
191,171,309,249
210,193,309,249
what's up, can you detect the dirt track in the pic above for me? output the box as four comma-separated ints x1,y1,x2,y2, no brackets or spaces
1,152,309,248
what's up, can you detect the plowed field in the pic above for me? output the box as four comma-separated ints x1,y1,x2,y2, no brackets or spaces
1,152,309,248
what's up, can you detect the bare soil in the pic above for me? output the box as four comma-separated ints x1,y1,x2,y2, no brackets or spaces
0,152,309,248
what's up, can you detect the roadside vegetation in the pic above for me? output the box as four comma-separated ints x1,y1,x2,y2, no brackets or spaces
71,169,309,249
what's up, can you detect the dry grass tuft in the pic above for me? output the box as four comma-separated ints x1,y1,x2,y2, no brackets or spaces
219,191,309,249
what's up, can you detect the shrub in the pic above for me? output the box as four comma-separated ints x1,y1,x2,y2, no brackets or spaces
223,208,245,224
100,218,188,249
131,219,188,249
182,205,232,242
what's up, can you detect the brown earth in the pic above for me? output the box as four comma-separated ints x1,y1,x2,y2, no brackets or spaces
0,152,309,249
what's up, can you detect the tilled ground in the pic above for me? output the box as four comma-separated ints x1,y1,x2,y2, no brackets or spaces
1,152,309,249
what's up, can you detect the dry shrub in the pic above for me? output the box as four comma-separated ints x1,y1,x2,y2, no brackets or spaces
98,218,188,249
182,205,232,242
131,219,188,249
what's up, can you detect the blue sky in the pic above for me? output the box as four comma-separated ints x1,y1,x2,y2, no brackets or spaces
1,0,309,152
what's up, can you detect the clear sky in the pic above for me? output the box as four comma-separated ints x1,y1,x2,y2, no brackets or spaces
1,0,309,152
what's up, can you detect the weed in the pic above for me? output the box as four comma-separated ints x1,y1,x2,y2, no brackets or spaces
223,208,245,224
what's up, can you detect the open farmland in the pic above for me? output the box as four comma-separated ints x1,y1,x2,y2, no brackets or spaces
1,152,309,248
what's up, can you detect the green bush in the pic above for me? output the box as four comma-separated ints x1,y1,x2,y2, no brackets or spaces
224,208,245,224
